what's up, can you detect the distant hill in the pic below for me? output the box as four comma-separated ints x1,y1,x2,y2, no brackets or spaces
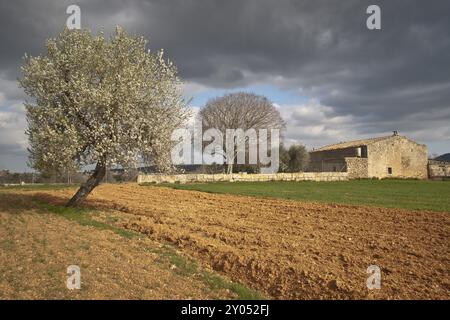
434,153,450,162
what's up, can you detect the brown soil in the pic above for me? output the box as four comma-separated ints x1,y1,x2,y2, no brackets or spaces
14,184,450,299
0,192,235,299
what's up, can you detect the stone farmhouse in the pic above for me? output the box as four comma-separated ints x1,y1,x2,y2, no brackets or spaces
309,132,428,179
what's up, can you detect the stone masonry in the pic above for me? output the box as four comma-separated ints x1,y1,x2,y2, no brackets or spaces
428,160,450,180
138,172,348,184
309,133,428,179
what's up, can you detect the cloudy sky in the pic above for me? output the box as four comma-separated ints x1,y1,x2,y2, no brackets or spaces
0,0,449,171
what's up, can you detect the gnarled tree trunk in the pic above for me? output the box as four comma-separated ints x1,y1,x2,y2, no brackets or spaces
66,160,106,207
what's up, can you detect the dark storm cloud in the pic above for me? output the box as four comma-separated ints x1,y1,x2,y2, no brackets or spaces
2,0,449,109
0,0,449,170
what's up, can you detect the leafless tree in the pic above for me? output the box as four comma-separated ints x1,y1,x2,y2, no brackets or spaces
199,92,286,173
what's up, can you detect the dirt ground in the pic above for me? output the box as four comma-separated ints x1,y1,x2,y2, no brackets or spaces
30,183,450,300
0,192,236,299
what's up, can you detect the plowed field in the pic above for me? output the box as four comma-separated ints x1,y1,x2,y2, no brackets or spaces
36,184,449,299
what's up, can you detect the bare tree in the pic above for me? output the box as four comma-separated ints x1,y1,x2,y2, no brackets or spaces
20,27,189,206
199,92,285,173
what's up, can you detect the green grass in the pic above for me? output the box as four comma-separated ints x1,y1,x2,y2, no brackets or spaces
201,273,265,300
158,179,450,212
34,200,139,239
148,244,265,300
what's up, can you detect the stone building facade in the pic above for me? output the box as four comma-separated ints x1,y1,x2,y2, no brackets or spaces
309,133,428,179
428,160,450,180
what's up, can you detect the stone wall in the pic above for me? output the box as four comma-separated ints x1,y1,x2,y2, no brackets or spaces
428,160,450,179
344,157,369,179
138,172,348,184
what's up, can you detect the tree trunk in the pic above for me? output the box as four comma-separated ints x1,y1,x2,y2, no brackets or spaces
66,161,106,207
227,162,233,174
226,152,235,174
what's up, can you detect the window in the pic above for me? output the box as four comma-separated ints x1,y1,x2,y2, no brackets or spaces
361,146,368,158
387,167,393,175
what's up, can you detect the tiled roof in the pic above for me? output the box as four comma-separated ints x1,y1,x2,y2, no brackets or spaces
311,135,395,152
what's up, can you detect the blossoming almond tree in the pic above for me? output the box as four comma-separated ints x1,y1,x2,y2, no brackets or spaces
20,27,190,206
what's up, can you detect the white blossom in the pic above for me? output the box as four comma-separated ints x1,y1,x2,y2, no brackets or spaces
20,26,190,176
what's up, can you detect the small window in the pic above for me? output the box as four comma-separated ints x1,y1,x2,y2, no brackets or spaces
387,167,393,175
361,146,368,158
